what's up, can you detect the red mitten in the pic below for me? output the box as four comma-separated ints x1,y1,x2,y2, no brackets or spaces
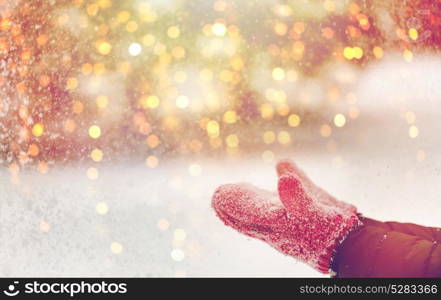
212,159,361,273
276,159,357,214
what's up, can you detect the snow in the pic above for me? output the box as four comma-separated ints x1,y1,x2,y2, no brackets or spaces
1,151,440,277
1,55,441,277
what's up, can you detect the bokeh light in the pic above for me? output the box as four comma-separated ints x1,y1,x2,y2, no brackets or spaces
0,0,439,169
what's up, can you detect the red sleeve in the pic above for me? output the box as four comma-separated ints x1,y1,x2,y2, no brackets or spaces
331,218,441,277
361,217,441,242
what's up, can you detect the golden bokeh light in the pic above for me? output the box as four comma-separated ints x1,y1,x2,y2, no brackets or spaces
225,134,239,148
277,131,291,145
272,67,285,81
97,41,112,55
111,242,123,254
90,148,104,162
288,114,301,127
96,202,109,215
263,131,276,144
176,95,190,109
87,167,99,180
212,23,226,36
96,95,109,109
89,125,101,139
262,150,275,163
334,114,346,127
223,110,237,124
167,26,180,39
320,124,332,137
409,125,419,138
146,155,159,168
206,120,220,137
32,123,44,137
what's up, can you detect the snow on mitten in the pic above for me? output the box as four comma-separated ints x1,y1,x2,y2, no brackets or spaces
276,159,357,214
212,159,361,274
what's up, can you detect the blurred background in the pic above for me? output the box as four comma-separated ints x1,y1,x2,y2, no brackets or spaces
2,0,441,167
1,0,441,277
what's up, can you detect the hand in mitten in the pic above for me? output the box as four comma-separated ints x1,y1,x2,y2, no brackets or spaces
212,159,361,273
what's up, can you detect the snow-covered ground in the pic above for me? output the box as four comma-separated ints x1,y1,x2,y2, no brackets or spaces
1,54,441,277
